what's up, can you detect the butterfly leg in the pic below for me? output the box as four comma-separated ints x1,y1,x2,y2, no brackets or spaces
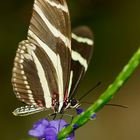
49,113,58,120
59,112,74,124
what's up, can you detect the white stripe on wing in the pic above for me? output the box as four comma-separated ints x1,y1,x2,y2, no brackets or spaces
45,0,68,13
29,45,52,108
68,70,73,96
72,33,94,46
72,50,88,71
33,3,71,49
28,30,64,112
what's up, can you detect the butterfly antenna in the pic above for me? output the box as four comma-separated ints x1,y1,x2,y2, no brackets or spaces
106,103,128,108
81,102,128,109
79,81,101,101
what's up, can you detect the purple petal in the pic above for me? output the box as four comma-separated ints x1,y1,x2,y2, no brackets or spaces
28,124,46,137
28,119,75,140
73,124,78,130
90,113,96,120
33,119,49,128
45,128,57,140
28,129,43,138
28,119,49,138
49,119,67,132
45,135,57,140
76,108,84,115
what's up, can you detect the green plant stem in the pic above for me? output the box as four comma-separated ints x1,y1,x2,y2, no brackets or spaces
58,47,140,140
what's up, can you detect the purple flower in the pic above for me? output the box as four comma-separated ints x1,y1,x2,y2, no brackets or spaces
28,119,74,140
73,124,79,130
90,113,97,120
76,108,84,115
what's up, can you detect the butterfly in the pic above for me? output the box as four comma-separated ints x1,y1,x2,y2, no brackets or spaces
12,0,94,116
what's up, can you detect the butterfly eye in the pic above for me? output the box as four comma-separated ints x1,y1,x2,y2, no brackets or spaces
70,99,78,106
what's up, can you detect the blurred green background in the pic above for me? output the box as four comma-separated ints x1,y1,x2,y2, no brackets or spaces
0,0,140,139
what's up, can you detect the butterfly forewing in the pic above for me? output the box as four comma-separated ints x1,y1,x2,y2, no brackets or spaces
28,0,71,97
12,0,71,115
68,26,94,99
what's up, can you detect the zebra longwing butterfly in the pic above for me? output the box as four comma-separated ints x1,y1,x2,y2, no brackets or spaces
12,0,94,116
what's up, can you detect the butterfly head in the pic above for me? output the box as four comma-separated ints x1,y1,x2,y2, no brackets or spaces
69,98,80,108
61,98,80,112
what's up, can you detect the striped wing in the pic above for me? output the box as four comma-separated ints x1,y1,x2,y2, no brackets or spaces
12,0,71,115
68,26,94,99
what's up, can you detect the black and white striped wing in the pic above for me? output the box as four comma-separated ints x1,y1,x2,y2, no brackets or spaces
68,26,94,99
12,0,71,116
28,0,71,98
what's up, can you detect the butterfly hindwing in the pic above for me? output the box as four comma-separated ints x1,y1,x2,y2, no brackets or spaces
12,40,58,108
68,26,94,99
13,105,48,116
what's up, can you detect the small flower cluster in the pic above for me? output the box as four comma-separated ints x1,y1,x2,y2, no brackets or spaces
28,119,74,140
28,108,96,140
